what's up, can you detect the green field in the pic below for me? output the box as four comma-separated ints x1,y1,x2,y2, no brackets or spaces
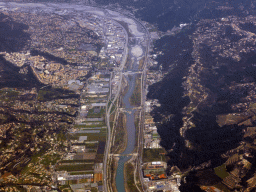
60,159,94,164
87,108,105,118
214,164,229,179
56,164,94,172
74,123,106,128
69,171,94,175
143,148,167,162
68,132,106,142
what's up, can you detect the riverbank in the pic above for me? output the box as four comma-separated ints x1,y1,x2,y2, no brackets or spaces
115,73,137,192
109,156,119,192
111,112,127,154
124,162,140,192
111,77,129,154
123,110,143,192
129,74,141,107
108,74,129,191
133,110,141,153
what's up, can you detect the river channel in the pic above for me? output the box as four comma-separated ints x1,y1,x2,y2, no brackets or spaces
116,73,137,192
115,41,142,190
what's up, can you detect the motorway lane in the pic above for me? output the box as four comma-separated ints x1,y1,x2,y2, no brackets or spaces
0,2,150,191
114,19,150,192
103,14,129,192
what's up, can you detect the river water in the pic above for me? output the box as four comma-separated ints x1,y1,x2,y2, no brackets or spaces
115,34,144,190
116,73,137,192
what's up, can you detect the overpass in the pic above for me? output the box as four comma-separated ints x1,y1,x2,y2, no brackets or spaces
119,107,142,113
122,71,143,76
110,153,138,157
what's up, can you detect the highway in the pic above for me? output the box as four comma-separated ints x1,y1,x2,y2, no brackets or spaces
103,14,129,192
121,13,151,192
106,12,151,192
86,6,151,192
0,2,151,191
112,14,151,192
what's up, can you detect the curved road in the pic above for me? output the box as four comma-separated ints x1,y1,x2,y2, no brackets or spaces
0,2,151,192
104,10,151,192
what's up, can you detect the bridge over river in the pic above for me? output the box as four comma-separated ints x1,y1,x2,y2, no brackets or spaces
110,153,138,157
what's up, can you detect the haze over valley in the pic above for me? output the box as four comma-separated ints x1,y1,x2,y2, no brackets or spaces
1,0,256,192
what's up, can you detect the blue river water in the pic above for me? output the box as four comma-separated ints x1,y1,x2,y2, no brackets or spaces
116,73,137,192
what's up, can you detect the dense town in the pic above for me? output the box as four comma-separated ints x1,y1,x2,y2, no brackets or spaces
4,1,256,192
0,2,180,192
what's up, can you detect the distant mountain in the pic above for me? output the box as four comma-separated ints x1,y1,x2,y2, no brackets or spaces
148,11,256,191
0,13,44,89
0,13,30,52
6,0,256,31
94,0,256,31
0,55,44,89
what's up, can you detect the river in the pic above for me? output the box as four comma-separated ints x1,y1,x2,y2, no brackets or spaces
115,34,142,190
116,73,137,192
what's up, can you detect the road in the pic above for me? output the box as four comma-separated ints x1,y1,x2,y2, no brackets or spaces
100,10,151,191
103,14,129,192
119,13,151,192
105,12,151,192
0,2,151,191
